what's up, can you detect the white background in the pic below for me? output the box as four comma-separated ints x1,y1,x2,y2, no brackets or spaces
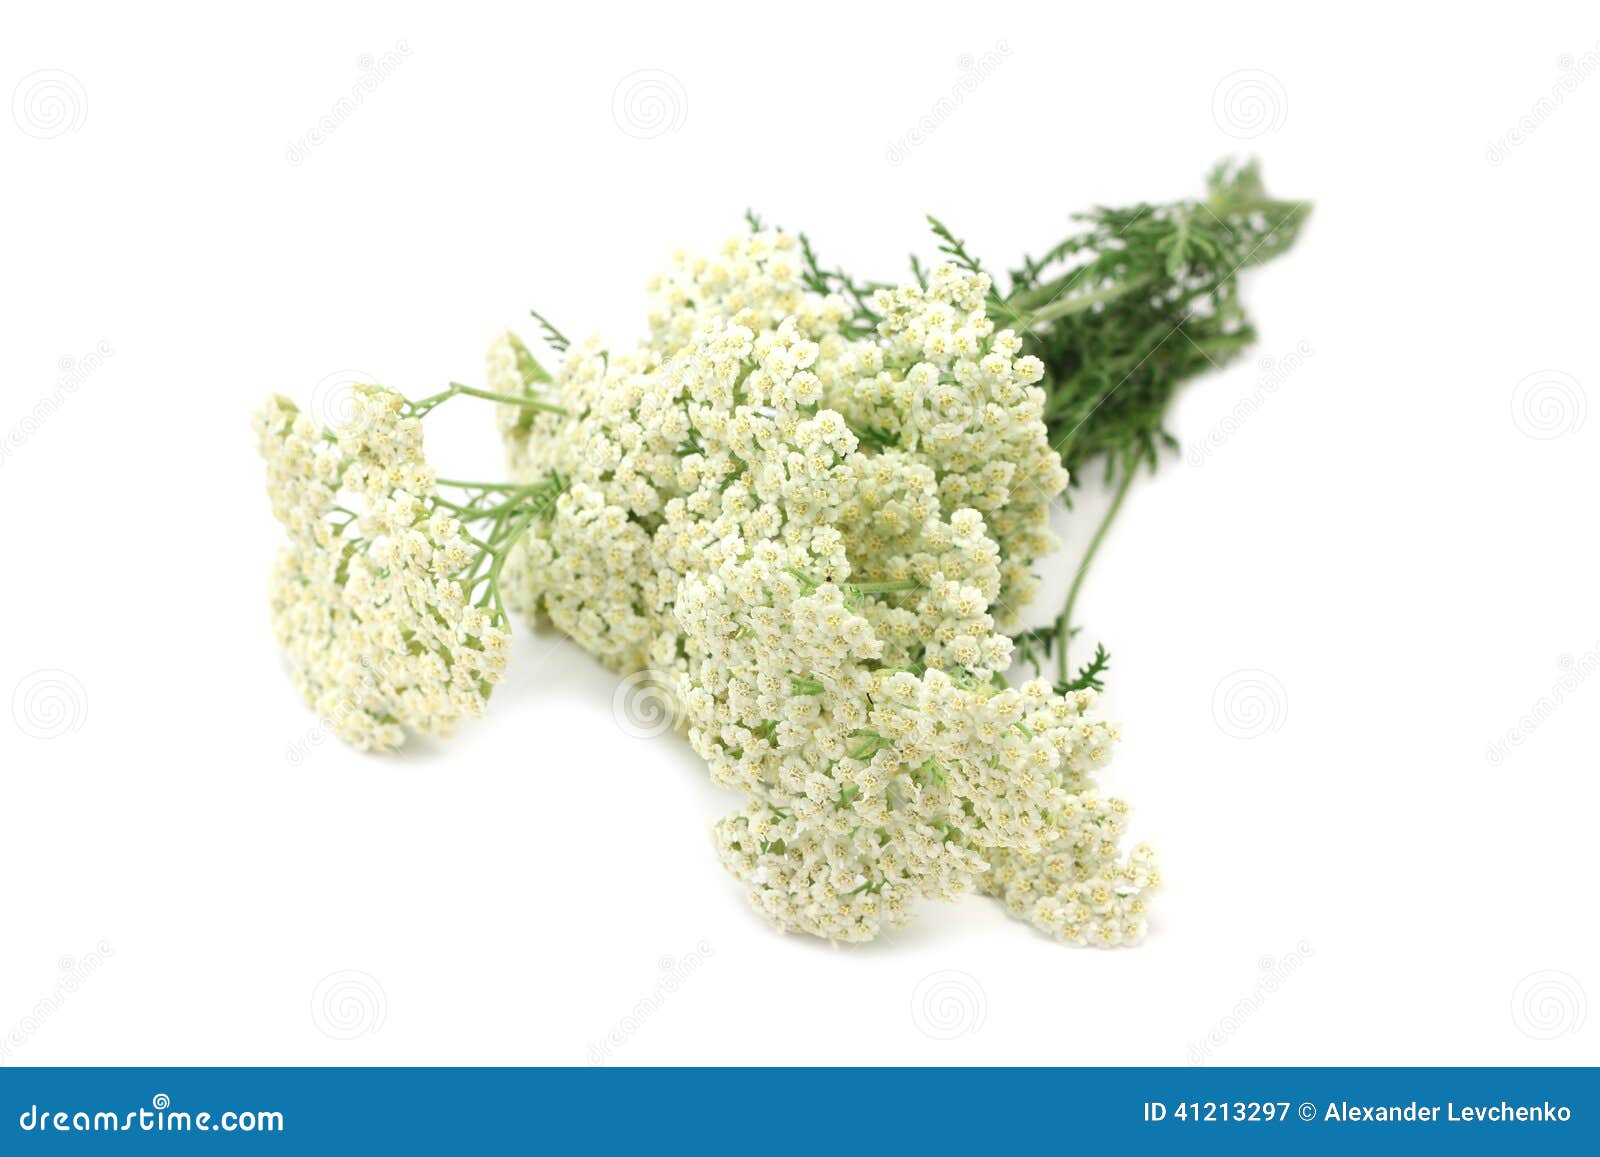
2,1,1596,1067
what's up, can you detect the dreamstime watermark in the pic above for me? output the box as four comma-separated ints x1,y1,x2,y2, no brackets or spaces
1211,69,1287,140
305,368,380,429
12,69,87,139
1211,669,1288,740
1485,645,1600,766
1510,971,1587,1040
910,970,987,1040
11,669,88,740
886,43,1011,166
1,341,114,469
612,669,686,739
284,652,406,763
310,970,387,1040
285,697,363,765
16,1094,283,1134
285,43,412,165
1509,369,1586,439
611,70,687,140
1187,340,1313,466
1187,941,1314,1064
587,942,713,1064
1487,44,1600,166
0,942,114,1063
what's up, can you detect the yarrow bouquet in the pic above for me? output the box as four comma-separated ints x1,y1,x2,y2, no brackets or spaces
257,161,1307,947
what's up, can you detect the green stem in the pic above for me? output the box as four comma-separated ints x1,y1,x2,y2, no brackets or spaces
436,477,542,492
481,508,535,621
848,579,920,594
1057,464,1137,683
439,480,561,524
445,382,568,413
408,382,568,418
1009,275,1157,332
1002,266,1087,313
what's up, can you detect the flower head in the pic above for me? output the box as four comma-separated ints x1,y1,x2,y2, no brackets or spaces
255,386,515,750
487,230,1152,943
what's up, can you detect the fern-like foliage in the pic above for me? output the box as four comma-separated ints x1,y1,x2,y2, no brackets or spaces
528,307,570,354
1004,159,1310,487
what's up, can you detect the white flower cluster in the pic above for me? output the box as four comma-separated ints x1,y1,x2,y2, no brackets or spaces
488,230,1158,944
980,799,1162,946
255,386,511,750
683,546,1127,942
259,169,1311,947
493,234,1067,665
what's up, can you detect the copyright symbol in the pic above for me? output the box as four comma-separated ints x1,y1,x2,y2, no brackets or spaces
1298,1102,1316,1121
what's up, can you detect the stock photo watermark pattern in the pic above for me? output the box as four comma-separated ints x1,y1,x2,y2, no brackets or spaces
285,43,412,166
1187,341,1313,466
282,649,410,765
1485,645,1600,766
0,342,114,469
310,971,387,1041
611,669,686,740
1211,669,1288,740
1509,971,1587,1041
588,943,714,1064
1187,941,1314,1064
0,943,114,1064
306,368,381,429
1211,69,1287,140
10,670,88,740
885,42,1012,166
909,970,987,1040
1509,370,1586,439
611,70,687,140
1487,42,1600,166
11,69,86,139
285,698,366,766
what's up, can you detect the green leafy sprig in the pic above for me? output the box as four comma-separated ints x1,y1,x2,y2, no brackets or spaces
778,160,1310,684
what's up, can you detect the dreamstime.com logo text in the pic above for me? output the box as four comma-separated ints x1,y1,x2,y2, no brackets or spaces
1486,645,1600,765
285,42,412,165
587,942,713,1064
1187,941,1314,1064
0,942,113,1063
0,342,114,468
1187,341,1313,466
285,652,400,763
16,1094,283,1135
886,42,1012,166
286,692,370,765
1487,42,1600,166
